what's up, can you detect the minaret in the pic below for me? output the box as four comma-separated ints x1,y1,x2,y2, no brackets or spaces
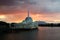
27,8,30,17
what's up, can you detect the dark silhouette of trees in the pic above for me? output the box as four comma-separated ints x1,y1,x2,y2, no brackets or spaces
0,21,9,31
0,21,9,28
38,23,60,27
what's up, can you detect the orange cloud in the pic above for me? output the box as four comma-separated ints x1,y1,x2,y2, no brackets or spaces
0,11,60,23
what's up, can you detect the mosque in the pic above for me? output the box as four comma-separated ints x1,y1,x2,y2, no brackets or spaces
10,9,38,29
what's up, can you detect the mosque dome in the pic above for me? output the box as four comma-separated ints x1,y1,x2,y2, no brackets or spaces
25,17,33,22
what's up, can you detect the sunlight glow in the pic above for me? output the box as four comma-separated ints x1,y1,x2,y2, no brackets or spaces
0,15,6,19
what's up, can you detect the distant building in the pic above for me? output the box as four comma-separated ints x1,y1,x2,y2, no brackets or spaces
37,21,46,24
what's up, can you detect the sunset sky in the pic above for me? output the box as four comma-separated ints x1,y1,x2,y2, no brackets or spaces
0,0,60,23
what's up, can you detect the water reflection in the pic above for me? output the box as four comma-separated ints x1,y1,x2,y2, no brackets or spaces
0,27,60,40
0,30,38,40
38,27,60,40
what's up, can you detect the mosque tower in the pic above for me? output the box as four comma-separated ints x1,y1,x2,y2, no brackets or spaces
28,8,29,17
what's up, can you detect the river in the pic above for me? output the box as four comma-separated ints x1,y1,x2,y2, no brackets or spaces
0,27,60,40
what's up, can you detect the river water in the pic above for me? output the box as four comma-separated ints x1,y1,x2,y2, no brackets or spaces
0,27,60,40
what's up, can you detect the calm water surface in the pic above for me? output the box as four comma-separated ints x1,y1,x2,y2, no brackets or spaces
0,27,60,40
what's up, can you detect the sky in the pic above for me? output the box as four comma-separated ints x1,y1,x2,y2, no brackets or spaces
0,0,60,23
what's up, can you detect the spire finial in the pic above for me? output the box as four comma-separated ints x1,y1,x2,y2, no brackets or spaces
28,9,29,17
27,7,30,17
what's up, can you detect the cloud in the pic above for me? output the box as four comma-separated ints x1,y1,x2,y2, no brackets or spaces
0,0,36,14
0,0,15,6
0,0,60,14
0,0,60,23
30,0,60,13
0,0,36,6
